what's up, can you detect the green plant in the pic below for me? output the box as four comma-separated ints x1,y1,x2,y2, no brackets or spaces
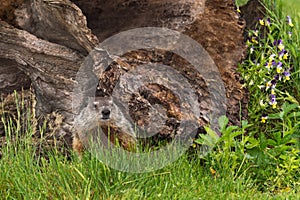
236,0,300,191
195,116,253,179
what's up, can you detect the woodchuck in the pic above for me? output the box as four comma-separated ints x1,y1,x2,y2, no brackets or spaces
73,96,137,154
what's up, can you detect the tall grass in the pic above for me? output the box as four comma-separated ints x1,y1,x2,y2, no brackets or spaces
0,133,297,199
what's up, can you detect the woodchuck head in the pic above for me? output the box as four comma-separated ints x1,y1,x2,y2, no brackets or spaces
74,96,136,152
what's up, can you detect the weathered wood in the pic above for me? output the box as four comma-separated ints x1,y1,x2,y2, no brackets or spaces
0,0,248,148
0,20,83,144
185,0,248,125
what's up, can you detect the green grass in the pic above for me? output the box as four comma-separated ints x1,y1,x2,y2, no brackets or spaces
0,138,298,199
0,0,300,199
235,0,249,6
282,0,300,18
236,0,300,18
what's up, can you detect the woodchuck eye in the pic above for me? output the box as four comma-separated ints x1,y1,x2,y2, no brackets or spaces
101,109,111,119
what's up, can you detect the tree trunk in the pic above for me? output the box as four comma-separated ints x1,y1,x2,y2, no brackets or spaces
0,0,248,148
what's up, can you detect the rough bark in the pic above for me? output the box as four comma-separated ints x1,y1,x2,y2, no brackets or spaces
0,19,84,145
0,0,248,148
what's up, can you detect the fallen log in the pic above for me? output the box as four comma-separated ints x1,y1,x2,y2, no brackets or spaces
0,0,248,149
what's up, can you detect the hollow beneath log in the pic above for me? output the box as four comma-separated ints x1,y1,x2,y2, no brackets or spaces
72,0,205,41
